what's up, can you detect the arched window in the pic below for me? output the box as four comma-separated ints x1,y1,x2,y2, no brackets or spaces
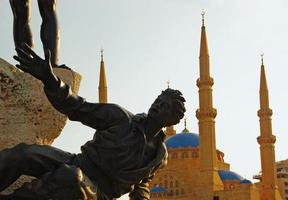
175,180,179,187
182,152,188,158
170,181,174,188
192,151,198,158
172,153,178,159
176,189,179,196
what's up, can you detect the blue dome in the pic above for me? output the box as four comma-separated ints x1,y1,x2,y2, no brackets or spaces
165,133,199,149
218,170,244,181
240,179,252,184
150,186,167,193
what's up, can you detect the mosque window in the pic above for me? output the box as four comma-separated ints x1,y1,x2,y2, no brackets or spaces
164,180,168,188
285,189,288,194
285,182,288,187
182,152,188,158
192,151,198,158
172,153,178,159
277,168,283,172
175,180,179,187
176,189,179,196
213,196,220,200
170,181,174,188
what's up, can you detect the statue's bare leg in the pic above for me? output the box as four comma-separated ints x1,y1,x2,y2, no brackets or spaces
0,143,75,192
9,0,34,50
38,0,60,67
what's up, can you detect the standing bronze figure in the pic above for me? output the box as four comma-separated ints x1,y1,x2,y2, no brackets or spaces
10,0,60,67
0,45,186,200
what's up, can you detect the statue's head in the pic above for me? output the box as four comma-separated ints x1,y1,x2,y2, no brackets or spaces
148,88,186,127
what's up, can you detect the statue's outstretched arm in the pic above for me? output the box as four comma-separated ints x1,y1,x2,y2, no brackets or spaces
44,84,126,130
13,43,59,91
14,44,126,130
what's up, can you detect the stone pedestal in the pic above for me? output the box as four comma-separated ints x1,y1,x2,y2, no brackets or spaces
0,57,82,193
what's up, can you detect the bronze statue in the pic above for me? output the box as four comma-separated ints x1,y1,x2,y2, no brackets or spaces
0,44,186,200
10,0,60,67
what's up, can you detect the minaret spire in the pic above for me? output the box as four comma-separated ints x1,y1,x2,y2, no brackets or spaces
257,55,282,200
98,49,108,103
260,54,269,108
196,12,223,198
201,10,205,26
199,10,210,81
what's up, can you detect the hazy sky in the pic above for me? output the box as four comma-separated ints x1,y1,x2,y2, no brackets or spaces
1,0,288,199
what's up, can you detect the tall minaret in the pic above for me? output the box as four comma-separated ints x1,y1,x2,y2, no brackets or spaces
98,49,108,103
257,55,282,200
196,12,223,198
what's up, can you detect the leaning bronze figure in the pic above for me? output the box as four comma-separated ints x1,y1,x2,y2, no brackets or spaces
0,44,186,200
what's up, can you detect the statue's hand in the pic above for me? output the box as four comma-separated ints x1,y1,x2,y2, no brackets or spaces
13,44,59,91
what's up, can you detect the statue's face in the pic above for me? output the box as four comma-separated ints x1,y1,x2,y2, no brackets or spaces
148,95,185,126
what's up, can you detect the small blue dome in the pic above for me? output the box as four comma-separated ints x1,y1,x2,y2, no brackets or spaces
150,186,167,193
218,170,244,181
165,133,199,149
240,179,252,184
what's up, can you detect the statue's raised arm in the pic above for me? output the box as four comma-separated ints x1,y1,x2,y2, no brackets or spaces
14,44,59,92
13,44,125,131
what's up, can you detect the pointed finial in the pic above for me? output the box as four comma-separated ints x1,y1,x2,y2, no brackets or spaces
167,80,170,89
184,117,187,129
201,10,206,26
261,53,264,66
100,48,104,61
182,117,190,133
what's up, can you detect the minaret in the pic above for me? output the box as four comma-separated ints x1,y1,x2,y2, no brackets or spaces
98,49,108,103
165,81,176,137
195,12,223,198
257,55,282,200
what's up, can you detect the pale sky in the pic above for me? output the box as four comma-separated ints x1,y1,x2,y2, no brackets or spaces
1,1,288,199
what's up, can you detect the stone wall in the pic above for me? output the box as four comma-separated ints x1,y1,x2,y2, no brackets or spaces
0,57,81,193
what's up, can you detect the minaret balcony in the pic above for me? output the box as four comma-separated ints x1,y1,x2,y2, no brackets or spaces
257,109,273,117
196,77,214,87
196,108,217,119
257,135,276,144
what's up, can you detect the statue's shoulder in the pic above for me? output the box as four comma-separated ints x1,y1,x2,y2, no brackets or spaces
132,113,147,123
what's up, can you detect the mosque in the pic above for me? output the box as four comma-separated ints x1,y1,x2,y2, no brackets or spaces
97,14,288,200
